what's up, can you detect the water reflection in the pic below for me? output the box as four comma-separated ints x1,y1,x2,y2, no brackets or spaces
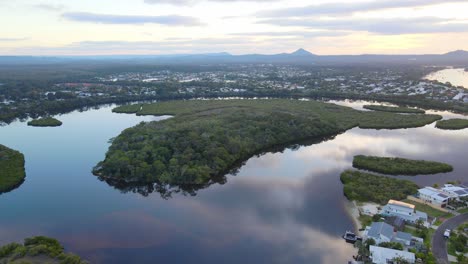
424,68,468,89
0,102,466,264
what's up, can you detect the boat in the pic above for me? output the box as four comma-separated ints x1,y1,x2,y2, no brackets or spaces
343,231,362,243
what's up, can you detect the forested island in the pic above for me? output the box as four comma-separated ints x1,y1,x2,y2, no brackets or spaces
436,118,468,130
340,170,419,204
27,117,63,127
363,105,425,114
0,236,87,264
0,144,26,194
95,100,442,193
352,155,453,175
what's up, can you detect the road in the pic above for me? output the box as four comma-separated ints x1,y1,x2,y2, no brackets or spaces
432,213,468,264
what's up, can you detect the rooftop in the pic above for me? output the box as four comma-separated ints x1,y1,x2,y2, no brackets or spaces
370,246,415,264
388,200,415,210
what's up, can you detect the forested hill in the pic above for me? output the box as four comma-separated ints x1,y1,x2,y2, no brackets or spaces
95,100,442,195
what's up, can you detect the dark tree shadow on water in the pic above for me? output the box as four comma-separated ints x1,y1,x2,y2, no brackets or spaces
95,134,339,199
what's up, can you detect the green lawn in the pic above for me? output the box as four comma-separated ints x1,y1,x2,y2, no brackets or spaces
402,199,453,219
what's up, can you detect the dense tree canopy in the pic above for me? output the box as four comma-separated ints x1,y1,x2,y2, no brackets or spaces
353,155,453,175
0,144,26,194
95,100,441,196
340,170,419,204
436,118,468,130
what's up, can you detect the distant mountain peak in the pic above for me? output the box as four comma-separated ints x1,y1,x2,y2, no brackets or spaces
291,48,315,56
444,50,468,56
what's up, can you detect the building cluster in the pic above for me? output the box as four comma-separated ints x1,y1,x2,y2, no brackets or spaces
358,200,429,264
94,66,468,103
417,184,468,208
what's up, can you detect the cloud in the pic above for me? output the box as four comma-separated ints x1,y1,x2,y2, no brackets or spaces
258,17,468,35
34,3,65,11
0,37,29,42
144,0,279,5
258,0,468,18
229,31,348,38
62,12,202,26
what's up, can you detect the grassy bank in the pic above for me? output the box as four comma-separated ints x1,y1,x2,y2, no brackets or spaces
98,100,442,189
436,118,468,130
340,170,419,205
363,105,425,114
0,144,26,194
401,199,453,219
353,155,453,175
0,236,87,264
27,117,63,127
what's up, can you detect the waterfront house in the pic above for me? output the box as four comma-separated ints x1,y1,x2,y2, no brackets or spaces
418,187,450,208
380,200,428,224
365,222,394,244
441,184,468,200
369,246,415,264
392,231,412,246
364,222,415,247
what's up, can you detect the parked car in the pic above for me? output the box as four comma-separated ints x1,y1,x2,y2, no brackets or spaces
444,229,451,239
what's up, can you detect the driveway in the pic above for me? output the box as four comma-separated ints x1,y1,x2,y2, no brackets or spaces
432,213,468,264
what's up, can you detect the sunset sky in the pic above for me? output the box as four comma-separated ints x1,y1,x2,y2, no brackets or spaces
1,0,468,55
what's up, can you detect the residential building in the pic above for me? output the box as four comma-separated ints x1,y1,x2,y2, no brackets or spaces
441,184,468,200
369,246,415,264
418,187,450,207
392,231,412,246
364,222,415,247
380,200,428,224
365,222,394,244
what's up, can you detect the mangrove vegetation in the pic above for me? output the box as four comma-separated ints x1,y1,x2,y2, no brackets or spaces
435,118,468,130
353,155,453,175
0,236,87,264
363,105,425,114
340,170,419,204
27,117,63,127
95,100,442,194
0,144,25,194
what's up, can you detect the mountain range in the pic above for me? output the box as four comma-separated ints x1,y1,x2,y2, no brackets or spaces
1,49,467,65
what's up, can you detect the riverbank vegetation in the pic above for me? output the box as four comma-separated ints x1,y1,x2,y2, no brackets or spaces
340,170,419,204
27,117,62,127
352,155,453,175
97,100,441,194
363,105,425,114
435,118,468,130
0,144,26,194
0,236,87,264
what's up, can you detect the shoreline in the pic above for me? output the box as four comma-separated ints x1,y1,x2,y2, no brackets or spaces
344,200,363,236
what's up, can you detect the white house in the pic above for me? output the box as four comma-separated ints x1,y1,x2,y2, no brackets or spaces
442,184,468,200
369,246,415,264
380,200,428,224
418,187,451,207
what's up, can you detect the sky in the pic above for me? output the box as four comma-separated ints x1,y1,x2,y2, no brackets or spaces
1,0,468,56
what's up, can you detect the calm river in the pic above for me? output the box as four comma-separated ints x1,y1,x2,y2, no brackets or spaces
425,68,468,89
0,101,467,264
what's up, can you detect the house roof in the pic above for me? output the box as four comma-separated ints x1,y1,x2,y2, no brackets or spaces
418,187,450,202
368,222,394,240
388,200,415,210
370,246,415,264
394,231,412,242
